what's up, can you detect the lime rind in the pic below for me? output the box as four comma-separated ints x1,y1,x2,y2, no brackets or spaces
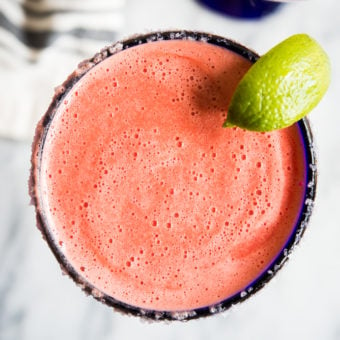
224,34,331,132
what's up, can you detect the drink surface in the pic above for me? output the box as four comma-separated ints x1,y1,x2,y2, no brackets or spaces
38,39,306,312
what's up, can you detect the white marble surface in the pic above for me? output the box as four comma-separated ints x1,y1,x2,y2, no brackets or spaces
1,0,340,339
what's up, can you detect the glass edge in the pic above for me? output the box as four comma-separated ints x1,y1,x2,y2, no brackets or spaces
30,30,316,322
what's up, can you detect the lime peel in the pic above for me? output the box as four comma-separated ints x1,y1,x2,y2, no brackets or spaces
223,34,331,132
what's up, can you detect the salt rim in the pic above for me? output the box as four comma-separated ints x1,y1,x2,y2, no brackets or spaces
29,30,317,322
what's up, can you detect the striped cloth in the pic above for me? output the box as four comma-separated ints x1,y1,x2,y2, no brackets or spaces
0,0,125,140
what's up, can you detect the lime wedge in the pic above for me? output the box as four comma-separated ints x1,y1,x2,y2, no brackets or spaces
223,34,331,131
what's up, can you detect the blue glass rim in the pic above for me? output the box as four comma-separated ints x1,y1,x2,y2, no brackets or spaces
197,0,283,19
30,30,317,322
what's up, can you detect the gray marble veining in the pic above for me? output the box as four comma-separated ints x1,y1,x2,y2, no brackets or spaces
1,0,340,339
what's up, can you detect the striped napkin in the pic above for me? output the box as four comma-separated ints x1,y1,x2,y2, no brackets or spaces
0,0,125,140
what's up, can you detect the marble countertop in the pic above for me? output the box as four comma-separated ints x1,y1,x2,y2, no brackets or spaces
1,0,340,339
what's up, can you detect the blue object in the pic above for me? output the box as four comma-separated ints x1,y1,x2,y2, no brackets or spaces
198,0,283,19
